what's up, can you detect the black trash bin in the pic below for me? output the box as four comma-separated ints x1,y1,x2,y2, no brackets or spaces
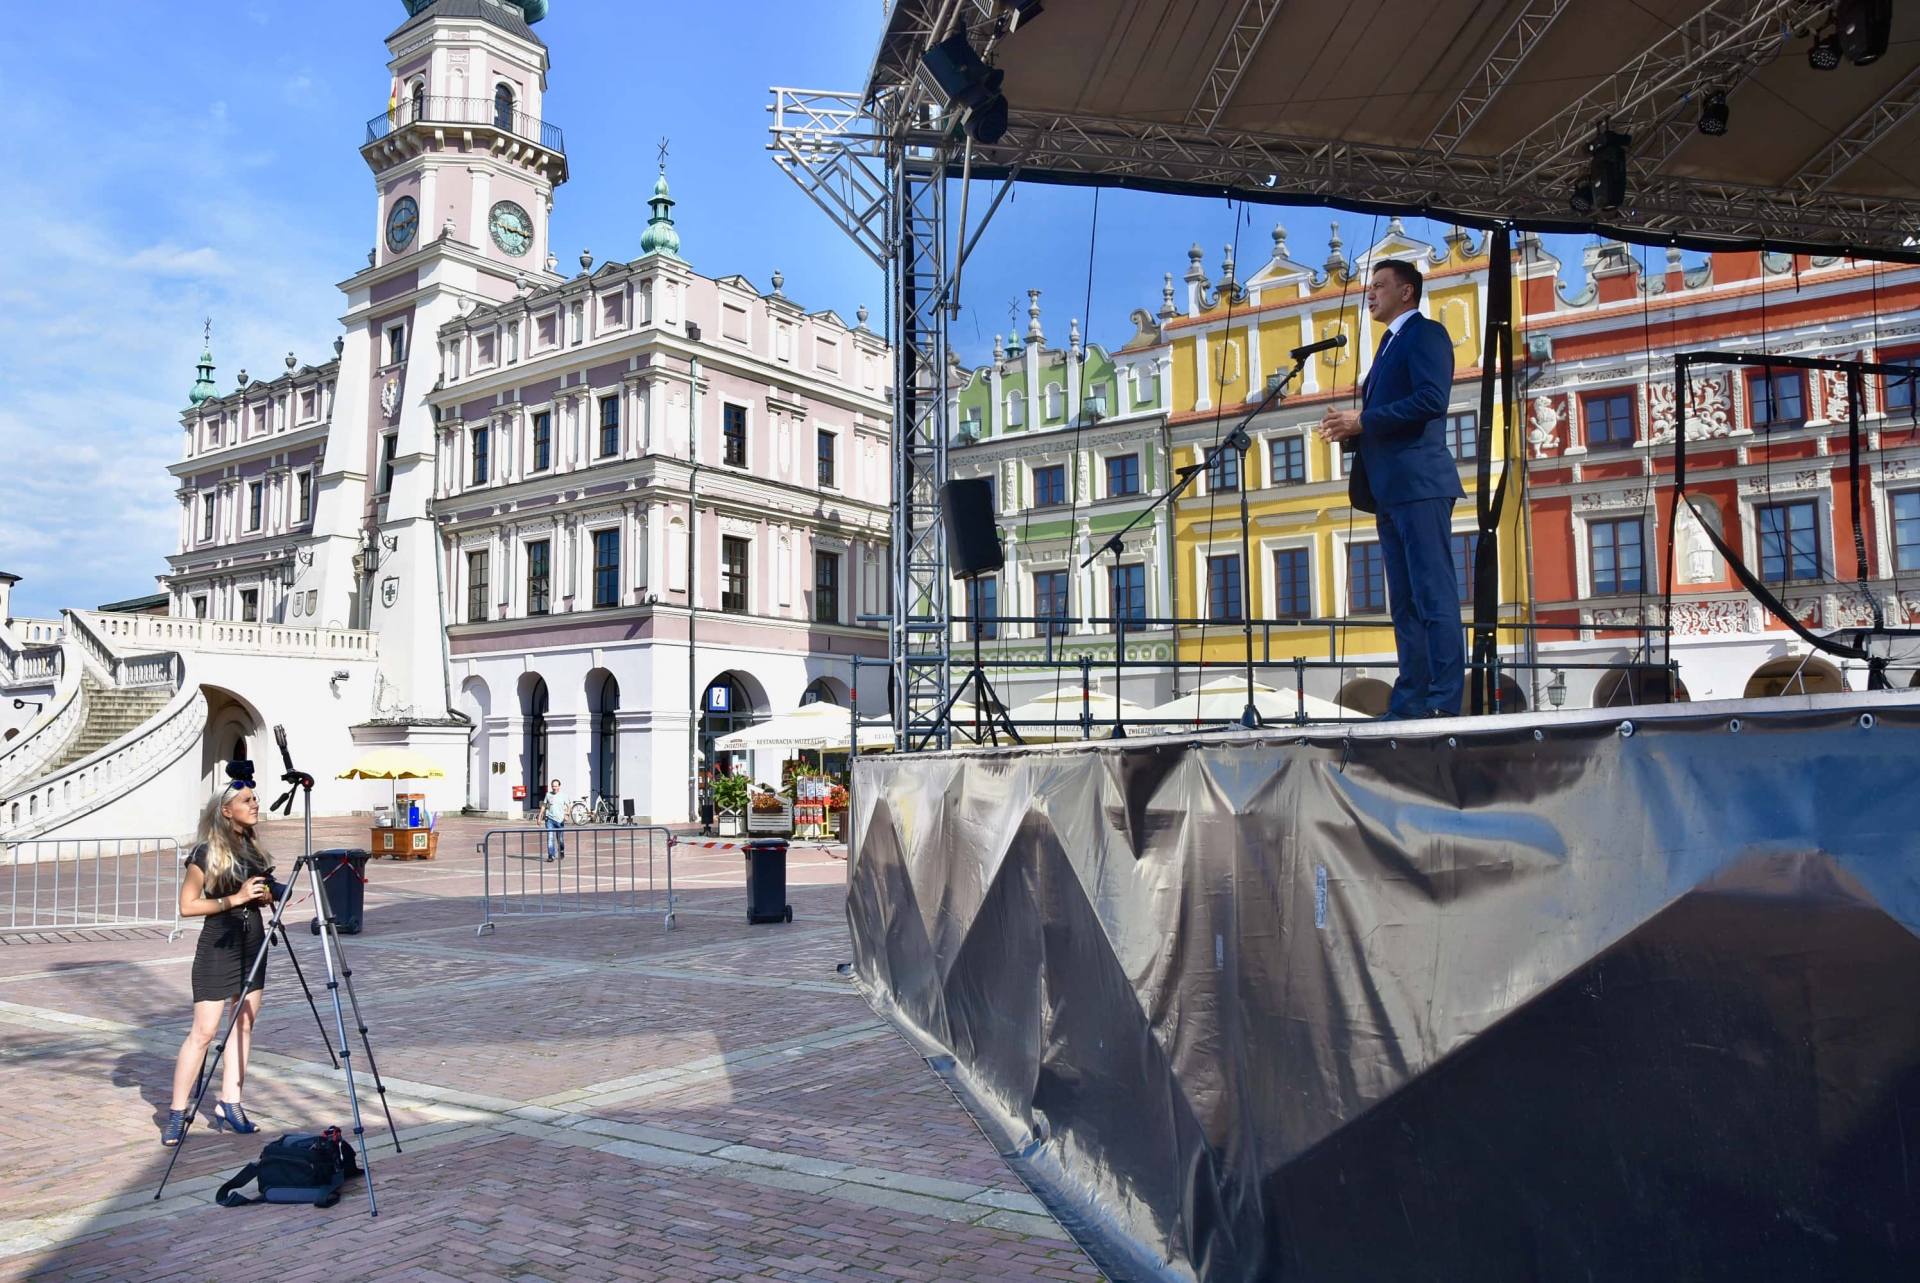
743,838,792,925
308,849,370,935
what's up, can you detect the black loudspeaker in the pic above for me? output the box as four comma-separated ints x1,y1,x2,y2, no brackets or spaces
941,479,1004,578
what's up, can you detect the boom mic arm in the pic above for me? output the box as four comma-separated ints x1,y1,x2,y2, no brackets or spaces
1289,333,1347,361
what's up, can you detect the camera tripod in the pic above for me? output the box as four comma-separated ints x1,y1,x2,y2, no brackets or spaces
155,728,400,1216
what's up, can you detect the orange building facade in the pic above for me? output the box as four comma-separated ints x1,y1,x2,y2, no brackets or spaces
1517,238,1920,705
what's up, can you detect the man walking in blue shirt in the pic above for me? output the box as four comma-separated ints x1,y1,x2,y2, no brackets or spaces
1316,259,1465,719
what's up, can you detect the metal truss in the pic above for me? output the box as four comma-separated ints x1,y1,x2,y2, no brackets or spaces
1787,60,1920,195
769,73,959,748
767,89,891,267
1425,0,1572,157
1503,0,1823,192
890,149,955,751
1185,0,1288,131
965,107,1920,252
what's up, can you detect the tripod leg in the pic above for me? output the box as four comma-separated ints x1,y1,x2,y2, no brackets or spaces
272,921,339,1070
322,926,402,1153
155,890,291,1201
302,856,380,1215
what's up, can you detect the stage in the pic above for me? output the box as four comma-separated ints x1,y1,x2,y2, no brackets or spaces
847,691,1920,1281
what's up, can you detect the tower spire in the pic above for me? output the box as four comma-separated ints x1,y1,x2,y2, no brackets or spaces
189,319,217,406
640,142,682,259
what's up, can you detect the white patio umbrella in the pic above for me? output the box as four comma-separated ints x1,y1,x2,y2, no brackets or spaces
1150,675,1349,727
712,702,892,752
1003,689,1149,742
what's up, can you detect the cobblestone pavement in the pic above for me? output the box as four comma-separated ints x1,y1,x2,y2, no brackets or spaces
0,816,1104,1282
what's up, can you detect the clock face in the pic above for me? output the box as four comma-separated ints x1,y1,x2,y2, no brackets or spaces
386,196,419,251
489,200,533,257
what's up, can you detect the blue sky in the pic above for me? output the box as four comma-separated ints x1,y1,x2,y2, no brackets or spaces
0,0,1620,619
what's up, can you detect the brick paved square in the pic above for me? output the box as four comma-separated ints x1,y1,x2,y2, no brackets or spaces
0,817,1103,1281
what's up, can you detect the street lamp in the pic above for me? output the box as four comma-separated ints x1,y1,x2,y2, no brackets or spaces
1547,670,1567,709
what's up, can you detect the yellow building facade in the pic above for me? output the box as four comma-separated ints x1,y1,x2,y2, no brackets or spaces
1164,221,1533,712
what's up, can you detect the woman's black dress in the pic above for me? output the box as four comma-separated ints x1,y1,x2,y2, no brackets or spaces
187,842,271,1003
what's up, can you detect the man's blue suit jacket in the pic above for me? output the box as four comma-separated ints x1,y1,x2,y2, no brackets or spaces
1347,312,1465,514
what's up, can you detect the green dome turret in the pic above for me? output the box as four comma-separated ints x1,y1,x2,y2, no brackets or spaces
639,169,682,259
403,0,547,20
188,323,217,406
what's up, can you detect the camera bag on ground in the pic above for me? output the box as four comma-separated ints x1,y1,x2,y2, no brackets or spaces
215,1128,361,1208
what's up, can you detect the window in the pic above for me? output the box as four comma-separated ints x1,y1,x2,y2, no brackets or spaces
409,79,424,123
192,595,208,619
817,431,837,488
1034,569,1070,636
1109,564,1146,628
379,433,397,494
1272,547,1311,618
1044,384,1065,421
1445,411,1479,462
599,396,620,458
1207,445,1240,493
1895,491,1920,573
721,536,750,612
248,481,263,532
1034,464,1068,507
493,83,515,130
526,539,550,616
723,404,747,467
202,495,215,542
1883,358,1920,415
1588,518,1642,595
1748,369,1806,429
1583,392,1636,450
297,472,312,524
1269,435,1305,486
1206,554,1242,621
592,529,620,608
532,411,551,471
1452,532,1481,606
1757,500,1821,583
466,550,489,623
239,589,258,623
386,323,407,367
1106,454,1140,497
472,428,490,484
814,551,840,623
1005,393,1024,428
300,388,316,420
965,575,998,639
1347,541,1386,613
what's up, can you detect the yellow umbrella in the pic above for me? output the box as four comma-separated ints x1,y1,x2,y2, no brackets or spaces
337,747,446,816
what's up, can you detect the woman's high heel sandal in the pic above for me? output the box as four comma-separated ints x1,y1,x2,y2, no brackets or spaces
212,1100,256,1134
160,1109,188,1147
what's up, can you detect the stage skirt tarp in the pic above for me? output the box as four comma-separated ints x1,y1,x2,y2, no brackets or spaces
846,699,1920,1281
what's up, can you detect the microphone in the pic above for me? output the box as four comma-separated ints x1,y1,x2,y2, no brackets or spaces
1289,334,1346,361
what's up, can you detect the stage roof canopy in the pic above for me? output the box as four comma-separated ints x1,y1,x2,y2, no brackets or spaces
867,0,1920,256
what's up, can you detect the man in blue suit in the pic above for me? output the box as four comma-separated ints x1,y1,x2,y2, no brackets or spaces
1317,259,1465,719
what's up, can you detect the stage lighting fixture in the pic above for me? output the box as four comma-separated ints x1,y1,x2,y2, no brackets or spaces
1568,180,1596,215
1807,31,1842,70
1006,0,1045,32
1698,90,1729,136
919,30,1010,144
1585,125,1631,211
1837,0,1891,65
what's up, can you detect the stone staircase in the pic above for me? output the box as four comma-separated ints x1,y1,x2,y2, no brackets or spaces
46,678,172,774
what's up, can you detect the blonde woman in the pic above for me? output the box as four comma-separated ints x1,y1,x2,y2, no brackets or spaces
160,772,276,1146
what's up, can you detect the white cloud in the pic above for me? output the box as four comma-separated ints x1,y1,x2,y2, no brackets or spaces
125,244,232,277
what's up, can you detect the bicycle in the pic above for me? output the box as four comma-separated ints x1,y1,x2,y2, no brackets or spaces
564,794,621,825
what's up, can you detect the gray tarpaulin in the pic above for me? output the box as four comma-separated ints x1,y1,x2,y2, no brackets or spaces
847,697,1920,1281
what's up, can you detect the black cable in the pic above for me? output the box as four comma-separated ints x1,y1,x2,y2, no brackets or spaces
1187,198,1250,714
1052,186,1101,731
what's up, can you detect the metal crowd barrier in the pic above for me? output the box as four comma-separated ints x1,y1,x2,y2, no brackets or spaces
477,824,676,935
1,836,184,938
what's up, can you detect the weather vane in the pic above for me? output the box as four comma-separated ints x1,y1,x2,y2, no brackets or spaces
657,136,669,173
203,317,212,345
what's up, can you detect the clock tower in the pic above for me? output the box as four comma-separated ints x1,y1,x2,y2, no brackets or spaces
305,0,568,724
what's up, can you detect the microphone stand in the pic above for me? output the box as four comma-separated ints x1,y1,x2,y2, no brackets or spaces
1081,351,1315,731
